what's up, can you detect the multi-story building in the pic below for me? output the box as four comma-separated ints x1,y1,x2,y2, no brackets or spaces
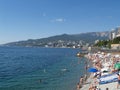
109,27,120,40
109,31,116,40
116,27,120,37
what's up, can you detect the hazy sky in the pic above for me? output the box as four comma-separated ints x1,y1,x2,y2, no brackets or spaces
0,0,120,44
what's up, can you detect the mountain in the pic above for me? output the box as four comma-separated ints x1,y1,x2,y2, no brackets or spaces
4,31,110,47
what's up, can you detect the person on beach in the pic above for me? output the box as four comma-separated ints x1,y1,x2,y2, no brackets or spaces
106,88,109,90
76,83,80,90
88,84,93,90
93,86,99,90
80,76,84,84
84,74,87,82
117,73,120,89
89,84,99,90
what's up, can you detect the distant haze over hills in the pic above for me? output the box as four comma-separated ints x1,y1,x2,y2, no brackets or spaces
4,31,110,48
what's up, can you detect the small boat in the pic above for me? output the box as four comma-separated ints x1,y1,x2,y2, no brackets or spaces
76,51,88,57
76,52,84,57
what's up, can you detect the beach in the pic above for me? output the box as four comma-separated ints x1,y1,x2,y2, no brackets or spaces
78,51,120,90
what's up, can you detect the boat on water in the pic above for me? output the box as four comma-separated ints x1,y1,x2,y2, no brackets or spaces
76,52,84,57
76,51,88,57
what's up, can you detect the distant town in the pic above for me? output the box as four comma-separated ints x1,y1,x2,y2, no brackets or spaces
95,27,120,50
43,40,89,49
4,27,120,50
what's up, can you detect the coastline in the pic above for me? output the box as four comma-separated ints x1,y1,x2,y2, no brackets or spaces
80,74,92,90
80,55,93,90
76,54,93,90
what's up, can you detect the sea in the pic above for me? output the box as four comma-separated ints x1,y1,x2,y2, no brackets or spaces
0,46,89,90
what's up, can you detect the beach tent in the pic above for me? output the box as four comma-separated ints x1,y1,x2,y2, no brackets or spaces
114,63,120,70
88,67,98,72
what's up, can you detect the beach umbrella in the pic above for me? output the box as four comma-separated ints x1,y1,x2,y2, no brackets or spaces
101,67,109,72
115,55,120,58
88,67,98,72
114,63,120,70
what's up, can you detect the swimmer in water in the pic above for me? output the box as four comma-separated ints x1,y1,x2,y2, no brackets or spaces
61,68,67,71
39,79,42,83
43,69,46,73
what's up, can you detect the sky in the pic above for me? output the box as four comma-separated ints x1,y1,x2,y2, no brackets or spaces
0,0,120,44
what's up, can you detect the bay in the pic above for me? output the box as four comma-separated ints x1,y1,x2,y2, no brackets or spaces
0,46,88,90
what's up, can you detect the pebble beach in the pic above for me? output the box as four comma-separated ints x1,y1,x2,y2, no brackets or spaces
78,51,120,90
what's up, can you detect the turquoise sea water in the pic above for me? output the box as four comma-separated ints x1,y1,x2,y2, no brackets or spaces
0,47,88,90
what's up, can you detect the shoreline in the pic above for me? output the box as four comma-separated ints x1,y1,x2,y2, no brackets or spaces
80,74,93,90
76,54,93,90
80,55,93,90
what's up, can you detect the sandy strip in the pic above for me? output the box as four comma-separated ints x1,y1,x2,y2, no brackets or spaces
80,75,92,90
80,75,119,90
98,82,118,90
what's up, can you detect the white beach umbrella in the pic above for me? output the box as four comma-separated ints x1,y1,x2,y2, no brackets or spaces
115,54,120,58
107,53,111,57
97,51,101,54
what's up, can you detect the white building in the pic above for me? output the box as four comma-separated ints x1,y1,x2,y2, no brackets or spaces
110,32,116,40
95,40,99,44
109,27,120,40
111,44,120,49
116,34,120,37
